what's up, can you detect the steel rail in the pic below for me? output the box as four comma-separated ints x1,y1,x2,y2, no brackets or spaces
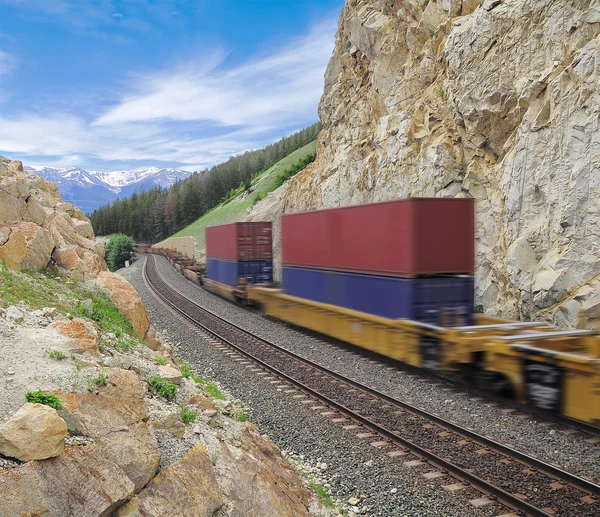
144,255,599,516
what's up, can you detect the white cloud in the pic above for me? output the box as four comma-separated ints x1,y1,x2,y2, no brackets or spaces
95,19,336,129
0,17,336,169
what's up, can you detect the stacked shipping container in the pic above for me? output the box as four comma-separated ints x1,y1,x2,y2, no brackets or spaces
206,222,273,286
281,198,475,325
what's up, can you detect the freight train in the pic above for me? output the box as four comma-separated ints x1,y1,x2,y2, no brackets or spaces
138,198,600,426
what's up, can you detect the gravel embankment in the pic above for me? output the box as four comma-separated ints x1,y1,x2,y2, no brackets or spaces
123,255,599,515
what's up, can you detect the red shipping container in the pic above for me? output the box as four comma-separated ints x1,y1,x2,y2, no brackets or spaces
206,222,272,261
281,198,474,276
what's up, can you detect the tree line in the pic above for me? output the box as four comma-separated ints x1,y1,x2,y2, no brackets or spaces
90,123,320,243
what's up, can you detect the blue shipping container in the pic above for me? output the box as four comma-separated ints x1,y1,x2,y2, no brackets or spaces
282,267,473,325
207,258,273,286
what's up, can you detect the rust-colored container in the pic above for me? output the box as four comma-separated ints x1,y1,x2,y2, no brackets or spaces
281,198,474,277
206,222,272,261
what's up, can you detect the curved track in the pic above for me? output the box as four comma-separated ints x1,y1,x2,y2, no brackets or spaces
144,255,600,517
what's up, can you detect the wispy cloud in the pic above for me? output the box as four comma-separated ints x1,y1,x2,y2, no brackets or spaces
0,50,14,77
0,17,336,170
95,19,336,129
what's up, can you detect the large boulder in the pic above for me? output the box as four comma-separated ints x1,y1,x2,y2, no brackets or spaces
116,444,223,517
216,425,316,516
96,271,150,339
57,368,160,491
0,403,68,462
0,444,135,517
0,221,55,270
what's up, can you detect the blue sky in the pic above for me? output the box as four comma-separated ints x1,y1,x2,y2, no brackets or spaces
0,0,343,171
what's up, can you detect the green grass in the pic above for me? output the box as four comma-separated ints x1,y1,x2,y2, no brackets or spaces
179,404,198,425
154,357,167,366
192,374,226,401
147,376,177,401
47,349,67,360
180,362,192,379
309,482,335,508
25,390,63,410
169,140,316,251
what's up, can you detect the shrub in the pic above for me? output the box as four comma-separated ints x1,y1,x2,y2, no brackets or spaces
147,376,177,401
25,390,63,410
179,405,198,425
105,234,136,272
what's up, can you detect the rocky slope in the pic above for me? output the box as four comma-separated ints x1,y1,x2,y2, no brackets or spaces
247,0,600,328
0,269,330,517
0,156,107,279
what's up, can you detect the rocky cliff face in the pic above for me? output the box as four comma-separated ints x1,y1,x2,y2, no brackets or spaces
247,0,600,328
0,156,107,279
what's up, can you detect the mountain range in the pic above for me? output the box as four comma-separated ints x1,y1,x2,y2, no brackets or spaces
25,165,193,213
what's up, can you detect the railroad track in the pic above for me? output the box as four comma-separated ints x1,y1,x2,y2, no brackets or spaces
144,255,600,517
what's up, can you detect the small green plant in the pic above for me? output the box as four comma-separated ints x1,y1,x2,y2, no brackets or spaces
438,88,445,98
88,370,108,391
192,375,206,385
74,363,82,371
154,357,167,366
147,376,177,401
211,453,219,466
309,482,334,508
204,381,225,401
179,405,198,425
117,338,137,352
25,390,63,410
180,362,192,378
235,412,248,422
47,349,67,360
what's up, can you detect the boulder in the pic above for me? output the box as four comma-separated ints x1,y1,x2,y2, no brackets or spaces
0,403,67,462
5,306,25,323
151,411,186,438
52,245,83,271
158,364,182,385
215,424,315,516
50,318,100,357
57,368,160,491
0,443,135,517
0,221,54,271
116,444,223,517
96,271,150,339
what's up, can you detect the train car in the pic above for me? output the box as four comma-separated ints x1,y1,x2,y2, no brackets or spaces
141,197,600,425
203,222,274,302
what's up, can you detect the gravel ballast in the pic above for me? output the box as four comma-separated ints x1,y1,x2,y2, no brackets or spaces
123,256,599,515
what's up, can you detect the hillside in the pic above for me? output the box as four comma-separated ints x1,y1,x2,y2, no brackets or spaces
246,0,600,329
167,140,317,252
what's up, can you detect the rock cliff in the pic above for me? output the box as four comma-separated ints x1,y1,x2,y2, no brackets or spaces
247,0,600,328
0,156,107,278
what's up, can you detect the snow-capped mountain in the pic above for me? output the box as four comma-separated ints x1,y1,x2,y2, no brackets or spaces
25,165,192,214
96,167,190,189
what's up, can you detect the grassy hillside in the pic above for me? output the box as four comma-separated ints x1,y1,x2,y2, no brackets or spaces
169,140,316,251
